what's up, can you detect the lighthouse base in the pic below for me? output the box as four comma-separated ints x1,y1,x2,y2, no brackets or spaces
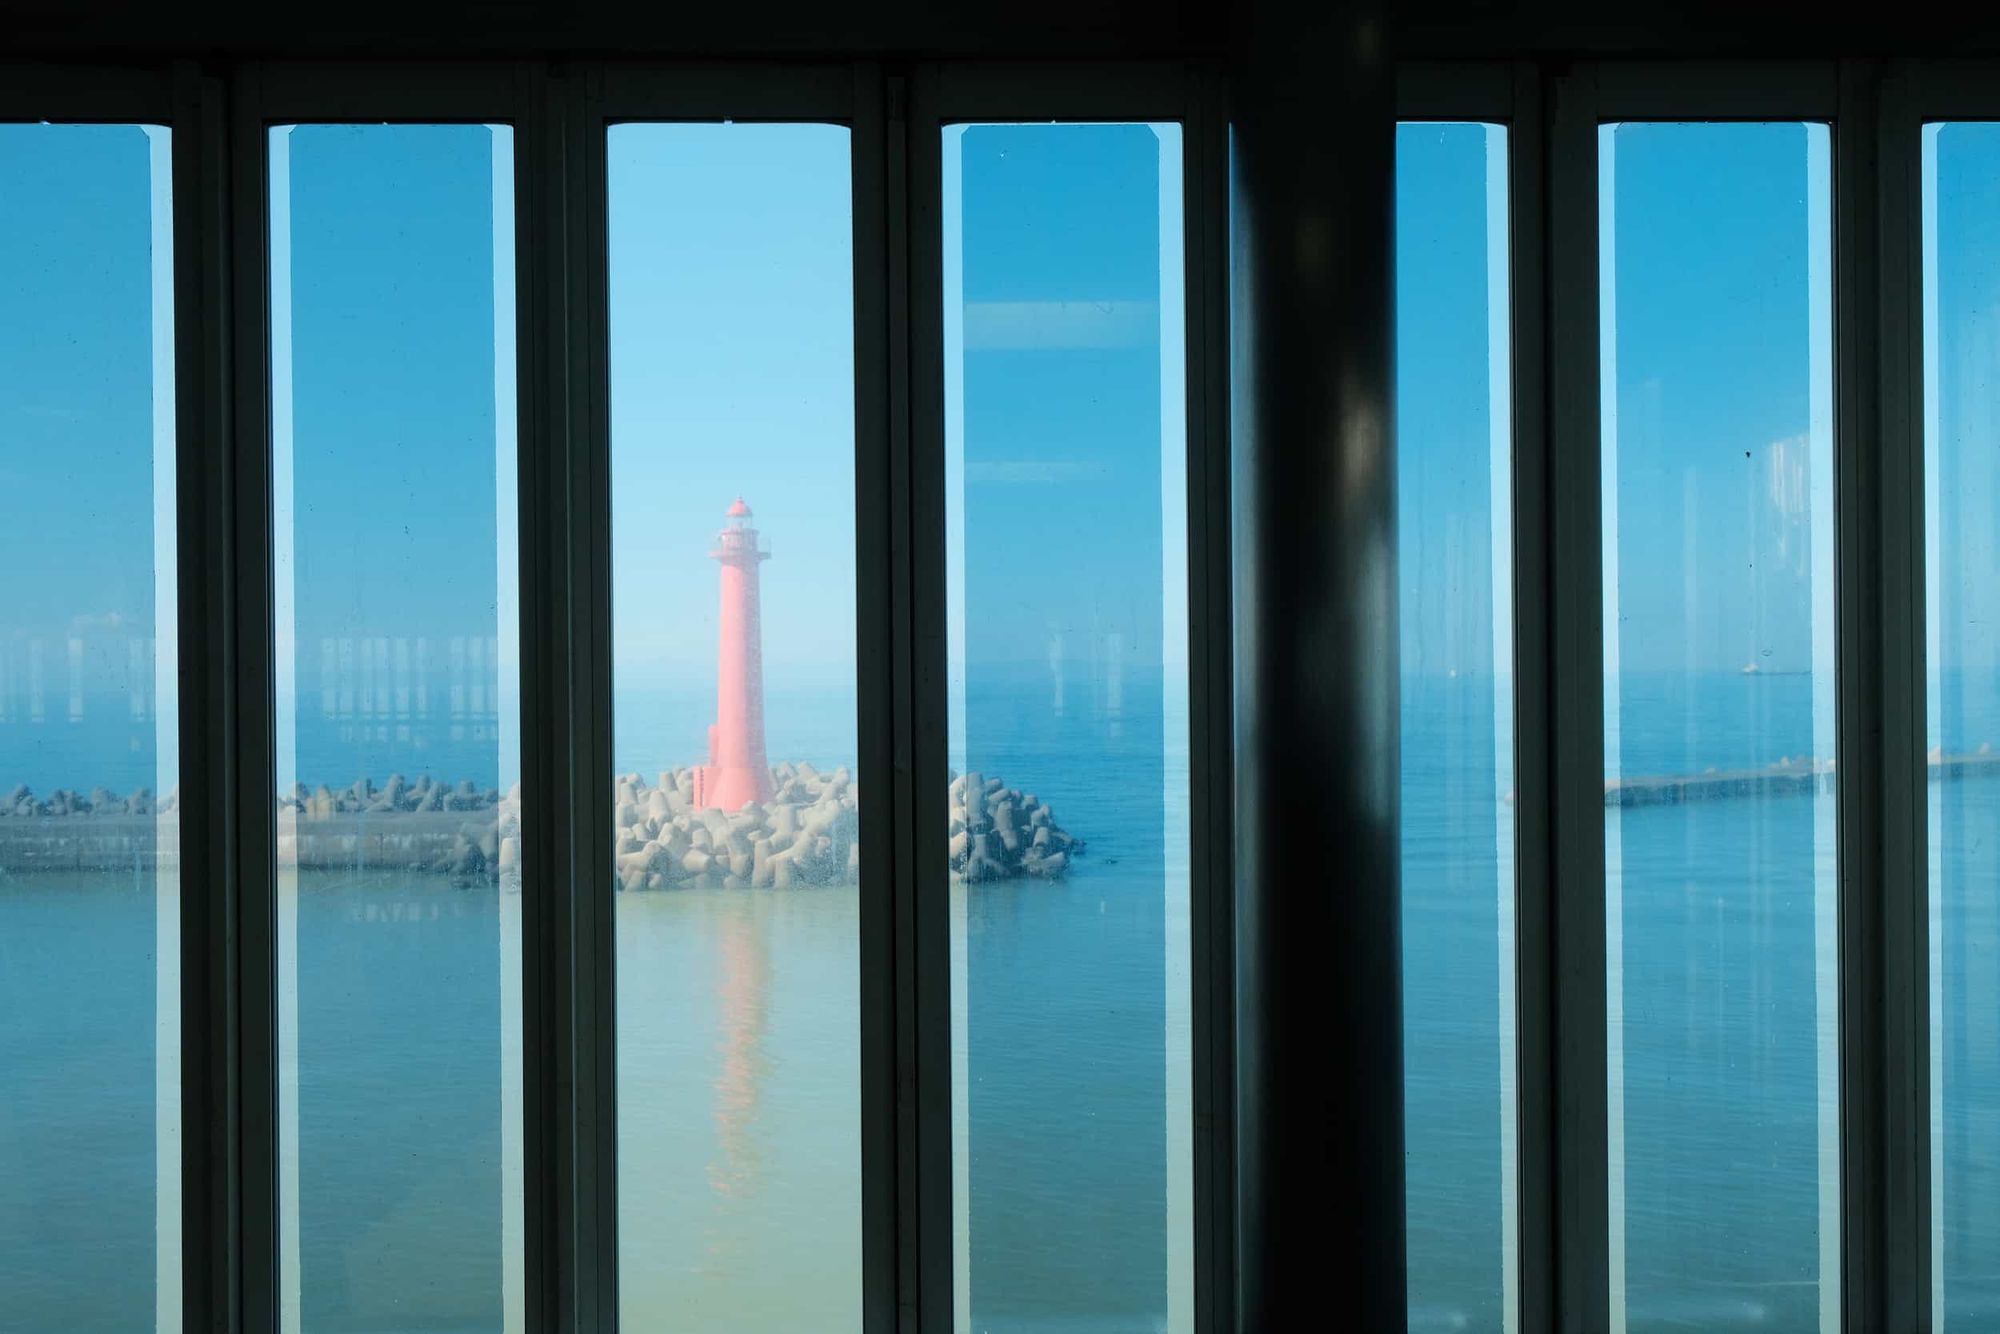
610,762,1082,891
693,764,771,813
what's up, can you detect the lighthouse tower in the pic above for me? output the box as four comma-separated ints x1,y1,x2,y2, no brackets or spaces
696,497,773,811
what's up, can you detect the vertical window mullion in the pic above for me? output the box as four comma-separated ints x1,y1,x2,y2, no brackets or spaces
1832,57,1904,1334
516,57,565,1334
853,59,903,1334
1508,59,1557,1334
1185,61,1235,1334
570,63,621,1333
1545,64,1613,1334
171,58,241,1334
902,62,957,1334
522,60,613,1334
225,60,283,1334
1878,63,1932,1334
520,59,616,1334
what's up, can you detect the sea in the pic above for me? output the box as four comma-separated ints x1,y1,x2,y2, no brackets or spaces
5,668,2000,1333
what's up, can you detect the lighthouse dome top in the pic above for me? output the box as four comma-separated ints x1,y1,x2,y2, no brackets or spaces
726,496,752,518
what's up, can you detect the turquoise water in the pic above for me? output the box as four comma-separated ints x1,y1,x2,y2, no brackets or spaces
7,672,2000,1331
0,869,169,1333
1405,667,1996,1334
0,674,1187,1334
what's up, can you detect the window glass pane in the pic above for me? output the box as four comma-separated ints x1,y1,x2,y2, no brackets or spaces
0,122,180,1334
943,122,1193,1333
270,124,523,1332
1395,121,1518,1334
1600,122,1838,1332
1924,120,2000,1329
608,123,859,1331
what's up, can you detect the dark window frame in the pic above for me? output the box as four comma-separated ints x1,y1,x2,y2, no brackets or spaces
7,42,1993,1334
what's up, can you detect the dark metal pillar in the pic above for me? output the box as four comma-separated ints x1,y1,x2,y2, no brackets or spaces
1227,4,1403,1329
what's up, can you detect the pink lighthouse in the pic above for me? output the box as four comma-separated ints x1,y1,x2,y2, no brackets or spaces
696,497,773,811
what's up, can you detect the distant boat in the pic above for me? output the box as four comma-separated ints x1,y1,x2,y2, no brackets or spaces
1740,662,1761,675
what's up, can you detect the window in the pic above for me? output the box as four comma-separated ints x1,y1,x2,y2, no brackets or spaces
24,51,2000,1334
942,120,1193,1333
1395,119,1518,1334
0,121,180,1334
268,123,524,1331
607,121,861,1331
1598,121,1837,1332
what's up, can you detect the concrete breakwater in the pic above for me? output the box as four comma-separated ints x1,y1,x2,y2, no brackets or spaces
949,770,1082,882
612,762,1081,889
1605,749,2000,807
1606,760,1837,808
0,765,1084,885
281,775,522,883
614,762,855,890
0,783,180,873
0,777,520,878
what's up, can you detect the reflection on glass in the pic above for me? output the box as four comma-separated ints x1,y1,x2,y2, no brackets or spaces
1395,121,1518,1334
270,124,523,1332
608,124,860,1331
1922,121,2000,1330
943,122,1192,1333
0,123,180,1334
1600,122,1838,1333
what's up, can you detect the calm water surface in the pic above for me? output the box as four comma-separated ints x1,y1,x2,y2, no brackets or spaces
12,676,2000,1331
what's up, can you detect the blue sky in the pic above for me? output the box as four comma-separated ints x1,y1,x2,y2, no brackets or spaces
1600,121,1833,683
270,123,515,788
0,126,160,640
0,123,174,793
0,114,1936,788
947,122,1180,686
1397,120,1835,683
280,125,504,649
1928,123,2000,706
606,122,861,771
1397,122,1509,682
609,123,857,696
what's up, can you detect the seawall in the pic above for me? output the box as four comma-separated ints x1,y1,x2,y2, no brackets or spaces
0,763,1085,884
1605,750,2000,807
14,752,2000,875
